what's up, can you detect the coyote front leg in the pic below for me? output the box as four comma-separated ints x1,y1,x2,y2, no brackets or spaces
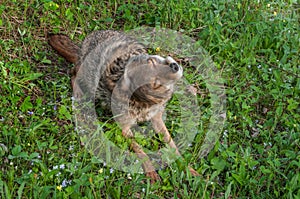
122,126,161,183
151,111,200,177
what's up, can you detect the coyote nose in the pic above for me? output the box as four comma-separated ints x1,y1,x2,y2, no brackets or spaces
169,63,179,73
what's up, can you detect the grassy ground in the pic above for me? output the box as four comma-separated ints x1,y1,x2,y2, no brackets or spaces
0,0,299,198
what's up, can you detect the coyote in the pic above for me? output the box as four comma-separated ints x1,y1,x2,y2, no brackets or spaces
48,30,199,182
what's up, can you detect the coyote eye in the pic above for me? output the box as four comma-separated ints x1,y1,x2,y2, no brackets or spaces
147,57,157,67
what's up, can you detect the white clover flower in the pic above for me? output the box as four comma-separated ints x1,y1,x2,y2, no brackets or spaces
127,173,132,180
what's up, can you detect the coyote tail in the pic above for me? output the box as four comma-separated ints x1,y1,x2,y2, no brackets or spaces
48,33,81,64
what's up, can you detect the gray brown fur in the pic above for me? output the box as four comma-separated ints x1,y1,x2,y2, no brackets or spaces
48,30,199,182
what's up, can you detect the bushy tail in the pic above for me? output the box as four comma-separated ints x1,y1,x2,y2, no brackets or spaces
48,33,81,63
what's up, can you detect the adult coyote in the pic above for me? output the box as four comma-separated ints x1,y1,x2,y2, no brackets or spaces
48,30,199,182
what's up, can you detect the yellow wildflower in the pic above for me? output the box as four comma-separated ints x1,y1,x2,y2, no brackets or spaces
49,2,59,9
56,185,62,191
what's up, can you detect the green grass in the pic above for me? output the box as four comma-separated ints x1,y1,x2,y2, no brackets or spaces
1,0,299,198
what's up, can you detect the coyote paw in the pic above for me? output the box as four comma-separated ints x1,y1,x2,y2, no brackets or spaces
188,166,200,177
146,171,161,183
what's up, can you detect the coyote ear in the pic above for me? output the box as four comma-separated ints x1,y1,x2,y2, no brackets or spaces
152,78,161,89
121,72,131,90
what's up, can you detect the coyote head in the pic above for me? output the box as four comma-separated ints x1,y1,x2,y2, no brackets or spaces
121,55,183,105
